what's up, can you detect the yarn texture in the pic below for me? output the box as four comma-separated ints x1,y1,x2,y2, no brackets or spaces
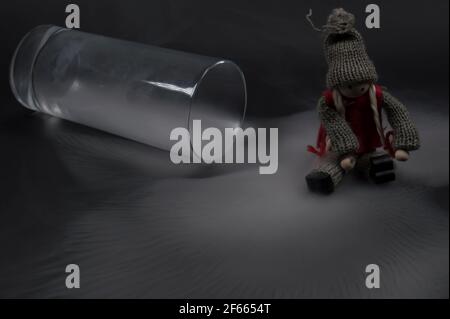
382,90,421,151
317,96,359,156
323,8,378,88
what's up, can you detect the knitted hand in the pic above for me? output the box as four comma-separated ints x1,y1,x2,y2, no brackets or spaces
395,149,410,162
340,155,356,171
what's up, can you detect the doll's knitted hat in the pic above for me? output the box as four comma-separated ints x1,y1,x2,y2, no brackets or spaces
323,8,378,88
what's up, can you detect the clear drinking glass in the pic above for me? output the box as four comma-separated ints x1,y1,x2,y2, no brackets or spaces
10,25,247,151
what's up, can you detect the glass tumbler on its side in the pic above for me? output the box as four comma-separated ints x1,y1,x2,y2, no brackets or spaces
10,25,247,151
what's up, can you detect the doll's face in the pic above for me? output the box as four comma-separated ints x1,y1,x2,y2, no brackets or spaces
338,82,371,98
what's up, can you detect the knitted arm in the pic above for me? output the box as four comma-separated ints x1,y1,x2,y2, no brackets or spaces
382,90,420,152
317,96,359,156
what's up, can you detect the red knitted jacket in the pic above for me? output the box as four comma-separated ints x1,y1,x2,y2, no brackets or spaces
308,85,394,156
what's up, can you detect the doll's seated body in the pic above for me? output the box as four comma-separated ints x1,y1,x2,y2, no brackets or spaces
306,80,419,194
304,9,420,194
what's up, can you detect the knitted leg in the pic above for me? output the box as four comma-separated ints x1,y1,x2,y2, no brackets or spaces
306,154,344,194
356,151,395,184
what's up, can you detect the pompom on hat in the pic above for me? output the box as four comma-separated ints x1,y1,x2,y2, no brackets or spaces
307,8,378,88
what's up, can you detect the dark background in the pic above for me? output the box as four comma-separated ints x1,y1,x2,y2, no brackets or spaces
1,0,448,116
0,0,448,298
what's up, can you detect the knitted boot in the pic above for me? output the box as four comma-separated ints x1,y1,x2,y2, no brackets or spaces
306,154,345,194
356,151,395,184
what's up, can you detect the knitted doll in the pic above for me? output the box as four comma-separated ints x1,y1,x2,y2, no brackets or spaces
305,8,420,194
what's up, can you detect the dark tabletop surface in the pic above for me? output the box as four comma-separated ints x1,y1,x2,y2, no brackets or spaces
0,91,448,298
